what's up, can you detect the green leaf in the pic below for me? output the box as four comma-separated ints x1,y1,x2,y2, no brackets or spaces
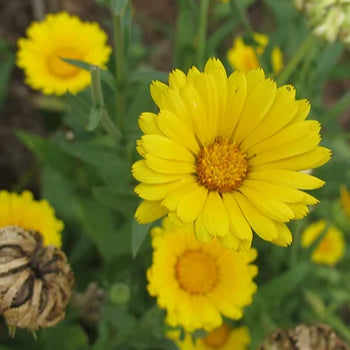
76,197,126,261
132,220,151,258
16,130,74,176
87,106,104,131
130,70,168,84
59,141,129,187
92,186,138,217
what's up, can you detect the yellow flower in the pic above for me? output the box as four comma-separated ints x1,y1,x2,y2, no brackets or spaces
17,12,111,95
132,58,330,250
0,191,63,247
227,33,283,74
301,220,345,266
169,325,250,350
340,185,350,218
147,218,257,332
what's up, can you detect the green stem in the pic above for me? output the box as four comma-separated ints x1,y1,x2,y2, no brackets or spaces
277,34,316,85
197,0,210,69
230,0,254,36
90,65,121,141
113,12,126,137
289,220,304,267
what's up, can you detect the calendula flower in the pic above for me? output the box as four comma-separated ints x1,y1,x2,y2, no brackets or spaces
133,58,330,250
168,324,250,350
17,12,111,95
227,33,283,74
294,0,350,43
147,218,257,332
340,185,350,218
0,190,63,247
301,220,345,266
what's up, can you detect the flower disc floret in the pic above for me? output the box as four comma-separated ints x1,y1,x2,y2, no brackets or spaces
147,218,257,332
0,190,63,247
133,58,330,250
17,12,111,95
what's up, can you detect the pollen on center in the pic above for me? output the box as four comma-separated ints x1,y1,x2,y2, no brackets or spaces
196,138,248,193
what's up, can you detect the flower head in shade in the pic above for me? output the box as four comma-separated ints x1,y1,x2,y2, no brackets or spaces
0,190,63,247
132,58,330,250
301,220,345,266
340,185,350,218
294,0,350,44
17,12,111,95
168,324,250,350
147,218,257,332
227,33,283,74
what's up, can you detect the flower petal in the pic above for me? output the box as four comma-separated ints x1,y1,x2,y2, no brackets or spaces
204,192,229,237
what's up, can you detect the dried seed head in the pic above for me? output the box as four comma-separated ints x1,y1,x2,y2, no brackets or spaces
0,226,74,331
258,324,350,350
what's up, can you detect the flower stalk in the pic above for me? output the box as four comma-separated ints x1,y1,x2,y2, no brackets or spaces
197,0,210,69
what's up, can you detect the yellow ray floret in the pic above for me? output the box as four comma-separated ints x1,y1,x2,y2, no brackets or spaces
168,324,250,350
17,12,111,95
0,190,63,247
301,220,345,266
133,58,331,250
147,218,257,332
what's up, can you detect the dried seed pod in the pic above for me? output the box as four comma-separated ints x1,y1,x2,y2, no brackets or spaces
0,226,74,331
258,324,350,350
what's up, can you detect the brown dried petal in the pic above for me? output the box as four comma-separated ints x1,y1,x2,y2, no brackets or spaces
0,226,74,331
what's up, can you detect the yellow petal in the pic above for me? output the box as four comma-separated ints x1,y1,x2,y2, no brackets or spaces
177,185,208,223
290,99,310,123
150,80,168,107
218,231,241,250
246,68,265,95
142,135,195,163
138,112,163,135
146,154,195,174
135,200,167,224
157,110,199,154
233,78,277,144
248,169,325,190
222,71,247,139
272,222,292,247
233,191,278,241
240,85,298,151
256,146,331,171
168,69,186,90
289,203,309,219
203,192,229,237
222,193,252,241
239,185,295,222
194,210,215,243
132,160,188,184
162,180,198,211
135,178,192,201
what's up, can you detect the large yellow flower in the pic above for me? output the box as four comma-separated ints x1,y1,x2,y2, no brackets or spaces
133,58,330,250
169,324,250,350
227,33,283,74
0,191,63,247
17,12,111,95
147,218,257,332
301,220,345,266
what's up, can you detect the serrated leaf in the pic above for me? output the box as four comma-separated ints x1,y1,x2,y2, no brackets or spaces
93,186,137,217
132,220,151,258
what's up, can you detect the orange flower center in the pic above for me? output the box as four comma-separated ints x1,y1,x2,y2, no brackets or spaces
175,250,219,295
47,48,82,78
196,138,248,193
203,324,231,348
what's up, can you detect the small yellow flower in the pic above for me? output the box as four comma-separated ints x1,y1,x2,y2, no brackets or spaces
17,12,111,95
227,33,283,74
133,58,330,250
168,324,250,350
0,191,63,247
340,185,350,218
301,220,345,266
147,218,257,332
